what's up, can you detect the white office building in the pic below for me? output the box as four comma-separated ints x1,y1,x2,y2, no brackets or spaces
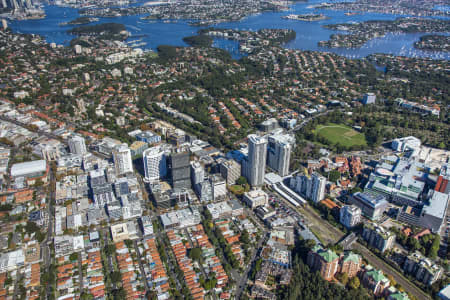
243,189,269,208
267,132,295,176
210,175,227,200
362,92,376,105
190,161,204,185
391,136,421,152
143,146,167,182
244,134,268,187
113,144,133,176
68,135,87,155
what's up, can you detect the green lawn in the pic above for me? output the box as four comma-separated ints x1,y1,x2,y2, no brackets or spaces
314,123,367,147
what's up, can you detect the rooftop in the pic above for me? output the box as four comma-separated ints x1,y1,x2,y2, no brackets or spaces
11,160,47,177
423,191,449,219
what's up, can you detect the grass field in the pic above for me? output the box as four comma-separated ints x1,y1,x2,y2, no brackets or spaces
314,123,367,147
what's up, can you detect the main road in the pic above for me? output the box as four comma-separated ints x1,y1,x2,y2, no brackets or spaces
234,231,268,299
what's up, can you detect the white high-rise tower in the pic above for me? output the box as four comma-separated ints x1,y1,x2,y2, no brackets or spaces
267,132,295,176
143,147,167,182
245,134,268,187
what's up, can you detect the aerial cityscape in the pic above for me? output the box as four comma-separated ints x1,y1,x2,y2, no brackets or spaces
0,0,448,299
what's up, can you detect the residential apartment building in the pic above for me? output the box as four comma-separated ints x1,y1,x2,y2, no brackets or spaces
340,205,362,229
290,173,326,203
267,132,294,176
362,223,395,253
307,245,339,281
243,134,267,187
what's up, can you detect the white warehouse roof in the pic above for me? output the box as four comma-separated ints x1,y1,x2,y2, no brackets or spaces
11,160,47,177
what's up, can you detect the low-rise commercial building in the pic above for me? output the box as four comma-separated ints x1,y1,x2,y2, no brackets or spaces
350,192,388,221
243,189,269,208
159,207,201,229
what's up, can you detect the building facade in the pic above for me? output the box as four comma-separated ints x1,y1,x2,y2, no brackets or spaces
307,245,339,281
362,223,395,253
219,159,241,185
339,252,362,278
112,144,133,176
350,192,388,221
143,147,167,182
190,161,204,186
68,135,87,156
340,205,362,229
290,173,326,203
243,189,268,209
244,134,267,187
267,133,294,177
168,152,191,190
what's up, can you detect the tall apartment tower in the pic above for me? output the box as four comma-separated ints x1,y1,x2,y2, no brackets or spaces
290,172,326,203
143,147,167,182
310,173,326,203
112,144,133,176
267,133,294,176
245,134,268,187
168,152,191,190
68,135,87,155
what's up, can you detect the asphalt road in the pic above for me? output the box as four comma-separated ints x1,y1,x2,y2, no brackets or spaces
234,232,268,299
133,239,150,292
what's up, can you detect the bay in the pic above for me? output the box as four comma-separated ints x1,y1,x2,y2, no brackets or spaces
8,0,450,60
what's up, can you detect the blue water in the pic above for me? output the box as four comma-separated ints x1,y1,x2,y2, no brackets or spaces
8,0,450,60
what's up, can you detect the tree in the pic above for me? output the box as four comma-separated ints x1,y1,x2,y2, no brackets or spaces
428,235,440,259
110,271,122,284
80,293,94,300
236,176,248,185
69,252,78,261
337,272,349,285
328,170,341,182
240,229,250,245
104,244,116,256
348,276,360,290
124,239,133,248
189,247,202,261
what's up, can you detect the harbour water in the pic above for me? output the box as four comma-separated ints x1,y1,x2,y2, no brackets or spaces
8,0,450,60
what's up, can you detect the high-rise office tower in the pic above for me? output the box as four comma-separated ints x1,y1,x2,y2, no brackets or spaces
267,132,295,176
168,152,191,190
112,144,133,176
68,135,87,155
245,134,268,187
143,147,167,182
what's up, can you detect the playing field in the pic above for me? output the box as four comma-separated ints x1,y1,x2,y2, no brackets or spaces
314,123,367,147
